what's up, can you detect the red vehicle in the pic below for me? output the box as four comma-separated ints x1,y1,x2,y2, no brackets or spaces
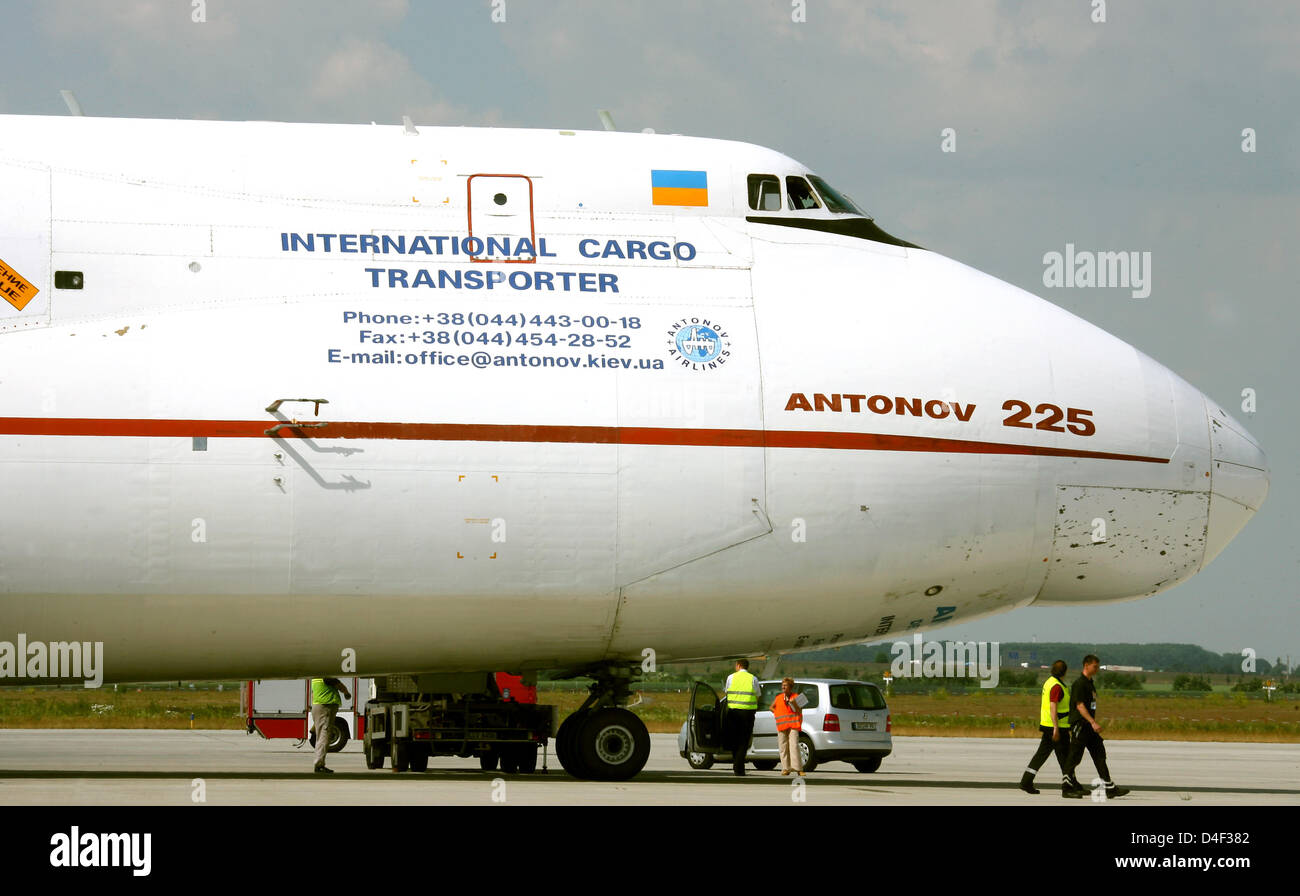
493,672,537,704
242,677,368,752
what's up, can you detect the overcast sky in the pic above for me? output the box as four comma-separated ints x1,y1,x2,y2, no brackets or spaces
4,1,1295,665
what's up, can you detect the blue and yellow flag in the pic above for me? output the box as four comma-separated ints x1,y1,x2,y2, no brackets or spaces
651,169,708,207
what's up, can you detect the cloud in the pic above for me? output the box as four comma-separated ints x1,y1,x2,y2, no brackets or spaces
31,0,492,124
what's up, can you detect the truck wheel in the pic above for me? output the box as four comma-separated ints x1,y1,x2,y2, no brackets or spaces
500,751,520,775
363,730,385,769
517,744,538,774
391,738,410,772
686,750,714,770
575,708,650,781
479,751,499,772
408,745,429,773
327,719,350,753
797,735,819,773
853,757,882,773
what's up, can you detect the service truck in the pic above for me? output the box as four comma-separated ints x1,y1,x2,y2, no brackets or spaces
243,673,553,773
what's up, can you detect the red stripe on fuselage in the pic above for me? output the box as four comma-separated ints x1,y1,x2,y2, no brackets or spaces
0,417,1170,463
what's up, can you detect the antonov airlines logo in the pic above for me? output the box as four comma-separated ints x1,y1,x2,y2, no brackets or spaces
667,317,730,370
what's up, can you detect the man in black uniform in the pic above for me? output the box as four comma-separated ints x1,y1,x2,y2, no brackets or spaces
1019,659,1071,794
1062,654,1130,798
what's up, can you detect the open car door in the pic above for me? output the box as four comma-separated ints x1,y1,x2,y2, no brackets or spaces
687,680,727,754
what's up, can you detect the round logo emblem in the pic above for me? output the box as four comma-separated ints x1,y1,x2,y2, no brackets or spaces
675,324,721,362
667,317,732,371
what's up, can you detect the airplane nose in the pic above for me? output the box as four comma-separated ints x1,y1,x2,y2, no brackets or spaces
1204,400,1268,566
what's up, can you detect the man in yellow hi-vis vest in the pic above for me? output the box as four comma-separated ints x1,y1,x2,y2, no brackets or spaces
311,677,352,774
723,659,760,776
1019,660,1072,794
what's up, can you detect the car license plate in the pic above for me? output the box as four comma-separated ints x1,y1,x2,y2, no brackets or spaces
852,721,876,731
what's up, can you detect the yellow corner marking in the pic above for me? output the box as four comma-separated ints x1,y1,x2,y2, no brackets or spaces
0,258,38,312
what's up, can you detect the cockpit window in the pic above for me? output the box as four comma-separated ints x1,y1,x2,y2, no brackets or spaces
786,176,821,210
747,174,782,212
807,174,865,215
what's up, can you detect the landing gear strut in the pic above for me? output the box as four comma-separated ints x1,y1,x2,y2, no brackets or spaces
554,665,651,781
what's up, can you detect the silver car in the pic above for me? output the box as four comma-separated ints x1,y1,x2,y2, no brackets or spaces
679,678,891,772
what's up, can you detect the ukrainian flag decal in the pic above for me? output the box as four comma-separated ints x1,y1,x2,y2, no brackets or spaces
651,169,708,207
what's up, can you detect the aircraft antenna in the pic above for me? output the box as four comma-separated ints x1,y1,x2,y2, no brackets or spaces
60,90,83,116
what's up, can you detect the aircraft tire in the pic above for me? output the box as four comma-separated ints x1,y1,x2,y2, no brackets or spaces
575,708,650,781
555,710,589,778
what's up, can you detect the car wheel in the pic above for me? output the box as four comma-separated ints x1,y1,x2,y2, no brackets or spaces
752,759,778,771
853,757,882,773
798,735,819,773
686,750,715,770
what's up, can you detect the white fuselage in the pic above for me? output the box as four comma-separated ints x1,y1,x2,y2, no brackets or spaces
0,116,1268,683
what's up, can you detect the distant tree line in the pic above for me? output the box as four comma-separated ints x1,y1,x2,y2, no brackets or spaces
802,641,1282,675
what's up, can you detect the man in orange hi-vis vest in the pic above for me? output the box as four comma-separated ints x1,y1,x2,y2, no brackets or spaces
771,677,805,776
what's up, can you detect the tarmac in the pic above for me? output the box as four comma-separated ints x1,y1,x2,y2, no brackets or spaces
0,730,1297,805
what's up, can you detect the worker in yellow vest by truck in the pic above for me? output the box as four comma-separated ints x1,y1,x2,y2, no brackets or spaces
722,659,761,776
311,678,351,774
1018,660,1071,794
771,677,805,777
